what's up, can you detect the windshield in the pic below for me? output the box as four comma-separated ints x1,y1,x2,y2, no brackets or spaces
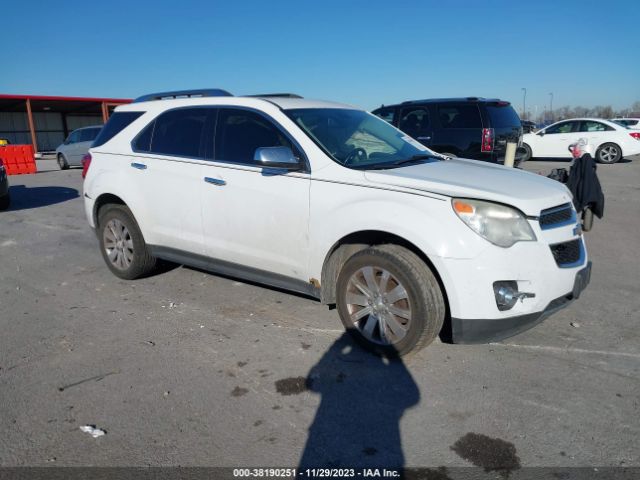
285,108,441,169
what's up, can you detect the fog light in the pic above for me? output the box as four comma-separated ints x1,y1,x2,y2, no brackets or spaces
493,281,536,311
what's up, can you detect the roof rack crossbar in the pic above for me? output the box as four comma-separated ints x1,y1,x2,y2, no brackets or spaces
245,93,303,99
133,89,233,103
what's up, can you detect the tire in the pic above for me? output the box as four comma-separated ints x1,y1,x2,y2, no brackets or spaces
519,143,532,163
336,244,445,356
0,194,10,211
582,208,594,232
596,143,621,164
97,204,157,280
57,153,69,170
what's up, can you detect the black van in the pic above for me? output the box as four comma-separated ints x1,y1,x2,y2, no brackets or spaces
372,97,523,164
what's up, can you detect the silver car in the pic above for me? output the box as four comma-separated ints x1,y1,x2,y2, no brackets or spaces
55,126,102,170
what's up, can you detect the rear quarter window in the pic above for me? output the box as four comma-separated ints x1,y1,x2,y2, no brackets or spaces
486,105,521,128
438,105,482,128
92,112,144,148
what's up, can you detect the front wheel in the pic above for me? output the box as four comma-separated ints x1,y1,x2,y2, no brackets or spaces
57,154,69,170
97,204,157,280
0,194,10,211
336,245,445,356
596,143,621,164
519,143,532,163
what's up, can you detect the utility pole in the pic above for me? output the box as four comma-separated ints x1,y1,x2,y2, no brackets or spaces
549,92,554,122
521,88,527,119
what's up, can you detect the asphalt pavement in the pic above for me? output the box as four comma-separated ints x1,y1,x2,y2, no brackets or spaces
0,157,638,473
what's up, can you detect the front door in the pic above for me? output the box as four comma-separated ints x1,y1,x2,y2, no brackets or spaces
398,107,433,148
201,108,310,280
538,120,581,157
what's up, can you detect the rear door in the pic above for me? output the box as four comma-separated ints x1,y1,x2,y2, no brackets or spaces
398,106,433,147
484,102,522,159
577,120,616,149
432,104,482,157
129,107,213,253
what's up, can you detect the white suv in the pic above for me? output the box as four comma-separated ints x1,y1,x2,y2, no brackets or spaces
83,89,591,356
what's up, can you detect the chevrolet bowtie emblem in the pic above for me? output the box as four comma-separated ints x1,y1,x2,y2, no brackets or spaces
573,224,582,236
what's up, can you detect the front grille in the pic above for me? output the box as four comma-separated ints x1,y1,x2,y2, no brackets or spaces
550,239,583,268
539,203,575,229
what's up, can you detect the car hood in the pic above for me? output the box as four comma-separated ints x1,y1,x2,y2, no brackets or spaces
363,158,572,216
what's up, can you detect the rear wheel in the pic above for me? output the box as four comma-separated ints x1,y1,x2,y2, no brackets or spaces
596,143,621,164
97,204,157,279
57,154,69,170
336,244,445,356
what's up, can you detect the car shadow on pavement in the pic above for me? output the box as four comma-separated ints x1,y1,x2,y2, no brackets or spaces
5,185,79,211
297,333,419,475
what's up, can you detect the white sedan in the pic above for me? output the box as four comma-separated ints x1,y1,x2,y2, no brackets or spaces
611,118,640,130
521,118,640,164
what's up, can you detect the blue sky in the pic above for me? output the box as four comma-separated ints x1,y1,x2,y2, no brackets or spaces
2,0,638,112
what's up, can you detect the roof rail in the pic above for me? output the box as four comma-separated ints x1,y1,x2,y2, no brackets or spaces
133,89,233,103
246,93,303,99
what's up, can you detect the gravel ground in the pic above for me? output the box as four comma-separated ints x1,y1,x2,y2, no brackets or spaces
0,157,638,473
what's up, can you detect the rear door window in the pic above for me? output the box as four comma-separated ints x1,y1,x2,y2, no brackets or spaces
486,105,521,128
137,108,212,158
399,108,431,139
579,121,614,132
93,112,144,147
437,105,482,128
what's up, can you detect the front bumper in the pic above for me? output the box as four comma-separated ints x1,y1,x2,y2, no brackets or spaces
451,261,591,343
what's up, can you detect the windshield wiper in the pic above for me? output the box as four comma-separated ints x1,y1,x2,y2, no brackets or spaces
364,154,441,170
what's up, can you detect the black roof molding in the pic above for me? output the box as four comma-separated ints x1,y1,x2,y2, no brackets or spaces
133,89,233,103
245,93,303,99
399,97,504,105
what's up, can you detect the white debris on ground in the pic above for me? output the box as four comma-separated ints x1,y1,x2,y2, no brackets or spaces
79,425,106,438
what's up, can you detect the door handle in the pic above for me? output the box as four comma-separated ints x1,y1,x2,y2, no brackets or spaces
131,162,147,170
204,177,226,186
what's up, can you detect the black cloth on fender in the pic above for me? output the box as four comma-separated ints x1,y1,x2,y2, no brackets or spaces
566,153,605,218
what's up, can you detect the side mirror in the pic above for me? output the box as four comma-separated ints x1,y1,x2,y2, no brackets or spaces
537,131,545,136
254,146,300,170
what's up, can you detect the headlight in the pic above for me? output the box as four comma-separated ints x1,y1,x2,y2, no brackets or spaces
452,198,536,248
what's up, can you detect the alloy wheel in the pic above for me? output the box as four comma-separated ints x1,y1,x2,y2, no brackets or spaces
600,145,618,163
344,266,412,345
103,219,134,270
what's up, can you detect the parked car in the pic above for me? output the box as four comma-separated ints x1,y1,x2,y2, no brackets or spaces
83,89,590,356
610,118,640,130
56,126,102,169
0,158,10,210
372,97,524,165
521,120,537,133
521,118,640,164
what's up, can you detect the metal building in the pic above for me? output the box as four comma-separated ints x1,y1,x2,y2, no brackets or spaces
0,94,131,153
